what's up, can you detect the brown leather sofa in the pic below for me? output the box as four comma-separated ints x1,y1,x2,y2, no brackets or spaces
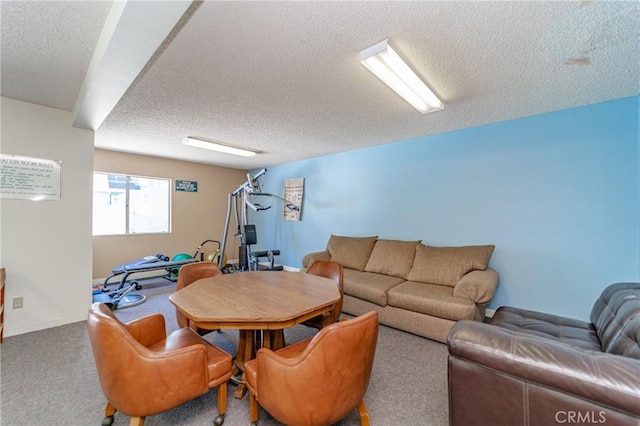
447,282,640,426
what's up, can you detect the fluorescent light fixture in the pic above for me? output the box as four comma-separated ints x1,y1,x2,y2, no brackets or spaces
359,39,443,114
182,137,257,157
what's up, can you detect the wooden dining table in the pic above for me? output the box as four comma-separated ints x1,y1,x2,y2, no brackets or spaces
168,270,340,398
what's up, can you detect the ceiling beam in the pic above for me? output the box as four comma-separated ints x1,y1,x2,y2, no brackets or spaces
72,0,193,131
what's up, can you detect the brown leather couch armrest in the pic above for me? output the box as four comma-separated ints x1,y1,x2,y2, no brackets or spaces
302,251,331,268
453,268,499,304
447,321,640,417
124,313,167,347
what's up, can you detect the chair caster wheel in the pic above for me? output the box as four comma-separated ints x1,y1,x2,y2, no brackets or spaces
214,414,225,425
101,415,114,426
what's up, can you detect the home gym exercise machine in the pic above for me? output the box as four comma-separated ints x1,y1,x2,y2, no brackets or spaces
219,168,300,273
95,239,224,310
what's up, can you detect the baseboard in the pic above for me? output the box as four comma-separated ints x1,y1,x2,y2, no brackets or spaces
485,308,496,318
257,262,300,272
282,265,301,272
4,313,87,338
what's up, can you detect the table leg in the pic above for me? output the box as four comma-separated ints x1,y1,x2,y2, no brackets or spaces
263,329,285,351
233,329,256,399
230,331,244,385
232,329,284,399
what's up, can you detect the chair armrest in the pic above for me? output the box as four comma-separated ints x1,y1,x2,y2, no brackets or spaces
447,321,640,417
254,342,317,418
256,339,311,370
124,313,166,347
302,251,331,268
453,268,499,304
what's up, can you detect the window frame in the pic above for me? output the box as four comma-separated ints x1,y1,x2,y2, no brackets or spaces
92,171,172,236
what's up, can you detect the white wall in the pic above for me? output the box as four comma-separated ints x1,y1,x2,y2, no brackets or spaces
1,97,94,337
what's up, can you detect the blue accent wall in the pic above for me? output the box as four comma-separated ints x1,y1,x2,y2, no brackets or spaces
250,96,639,320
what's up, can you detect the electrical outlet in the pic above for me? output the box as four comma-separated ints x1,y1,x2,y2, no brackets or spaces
12,297,23,309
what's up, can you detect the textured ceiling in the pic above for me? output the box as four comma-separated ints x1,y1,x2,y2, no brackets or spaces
2,1,639,170
1,1,111,111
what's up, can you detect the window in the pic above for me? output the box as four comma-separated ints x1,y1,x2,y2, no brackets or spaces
93,172,171,236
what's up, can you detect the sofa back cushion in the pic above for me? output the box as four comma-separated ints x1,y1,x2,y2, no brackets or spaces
407,244,495,287
326,235,378,271
365,239,421,279
590,282,640,358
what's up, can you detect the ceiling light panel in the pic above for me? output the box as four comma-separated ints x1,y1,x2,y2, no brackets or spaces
360,39,443,114
182,137,257,157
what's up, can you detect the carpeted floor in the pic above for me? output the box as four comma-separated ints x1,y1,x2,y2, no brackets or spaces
0,277,449,426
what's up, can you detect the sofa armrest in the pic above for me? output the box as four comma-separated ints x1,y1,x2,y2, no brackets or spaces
453,268,499,304
302,251,331,268
447,320,640,418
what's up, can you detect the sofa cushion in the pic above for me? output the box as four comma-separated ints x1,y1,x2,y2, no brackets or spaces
407,244,495,287
343,270,405,307
326,235,378,271
387,281,477,321
365,239,421,279
489,306,602,351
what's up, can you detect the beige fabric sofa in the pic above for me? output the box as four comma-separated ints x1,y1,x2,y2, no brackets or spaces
302,235,499,343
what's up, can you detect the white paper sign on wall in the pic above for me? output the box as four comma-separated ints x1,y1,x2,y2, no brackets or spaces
0,153,62,201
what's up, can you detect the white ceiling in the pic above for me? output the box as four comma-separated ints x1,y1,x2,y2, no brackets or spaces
2,1,639,170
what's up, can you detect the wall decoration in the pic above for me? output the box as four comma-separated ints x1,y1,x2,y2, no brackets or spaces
284,177,304,221
0,153,62,200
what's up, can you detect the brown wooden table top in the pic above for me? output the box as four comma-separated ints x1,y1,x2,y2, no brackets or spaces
169,270,340,331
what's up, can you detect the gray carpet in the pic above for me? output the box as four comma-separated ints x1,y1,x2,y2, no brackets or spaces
0,277,449,426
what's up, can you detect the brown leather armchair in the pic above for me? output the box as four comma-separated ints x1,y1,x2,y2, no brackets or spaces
175,261,223,334
303,260,344,329
87,302,232,426
244,310,379,426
